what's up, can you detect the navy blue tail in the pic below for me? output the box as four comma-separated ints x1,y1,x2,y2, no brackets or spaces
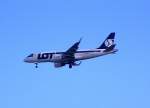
97,32,115,49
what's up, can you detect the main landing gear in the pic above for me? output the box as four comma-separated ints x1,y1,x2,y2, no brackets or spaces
69,64,72,69
35,63,38,68
68,61,82,69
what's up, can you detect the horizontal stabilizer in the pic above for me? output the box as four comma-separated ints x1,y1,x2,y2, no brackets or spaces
104,44,116,52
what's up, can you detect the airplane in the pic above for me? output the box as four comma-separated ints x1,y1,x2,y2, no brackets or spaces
24,32,118,69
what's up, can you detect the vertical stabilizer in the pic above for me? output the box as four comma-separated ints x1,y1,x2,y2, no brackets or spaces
97,32,115,49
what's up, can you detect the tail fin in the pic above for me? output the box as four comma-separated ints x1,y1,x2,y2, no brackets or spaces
97,32,115,49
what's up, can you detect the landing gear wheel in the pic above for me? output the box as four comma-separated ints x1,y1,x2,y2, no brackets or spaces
69,64,72,69
35,63,38,68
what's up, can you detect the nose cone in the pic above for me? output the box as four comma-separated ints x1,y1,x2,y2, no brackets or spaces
24,58,29,63
24,53,36,63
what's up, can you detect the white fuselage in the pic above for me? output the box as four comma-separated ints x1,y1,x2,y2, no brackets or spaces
24,49,118,64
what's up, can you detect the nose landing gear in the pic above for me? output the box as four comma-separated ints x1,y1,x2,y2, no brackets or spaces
35,63,38,68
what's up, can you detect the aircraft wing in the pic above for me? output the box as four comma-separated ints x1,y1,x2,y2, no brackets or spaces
66,39,81,54
63,38,82,61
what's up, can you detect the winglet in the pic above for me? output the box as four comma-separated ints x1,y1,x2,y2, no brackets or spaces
78,37,83,43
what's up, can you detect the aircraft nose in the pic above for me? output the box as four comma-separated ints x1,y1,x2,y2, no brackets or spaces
24,58,29,62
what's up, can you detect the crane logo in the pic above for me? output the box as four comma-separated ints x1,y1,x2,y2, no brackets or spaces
105,39,114,47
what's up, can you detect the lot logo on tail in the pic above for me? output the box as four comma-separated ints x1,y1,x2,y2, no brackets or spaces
105,39,114,47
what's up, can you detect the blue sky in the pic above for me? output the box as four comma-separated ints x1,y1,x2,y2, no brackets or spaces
0,0,150,108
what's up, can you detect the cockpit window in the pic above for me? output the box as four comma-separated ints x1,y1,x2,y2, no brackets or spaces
27,54,33,57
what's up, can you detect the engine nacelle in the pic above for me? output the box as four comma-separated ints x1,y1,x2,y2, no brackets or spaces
54,63,65,68
72,61,82,66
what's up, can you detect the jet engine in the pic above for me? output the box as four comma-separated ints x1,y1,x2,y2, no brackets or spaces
54,63,65,68
72,61,82,66
68,61,82,68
